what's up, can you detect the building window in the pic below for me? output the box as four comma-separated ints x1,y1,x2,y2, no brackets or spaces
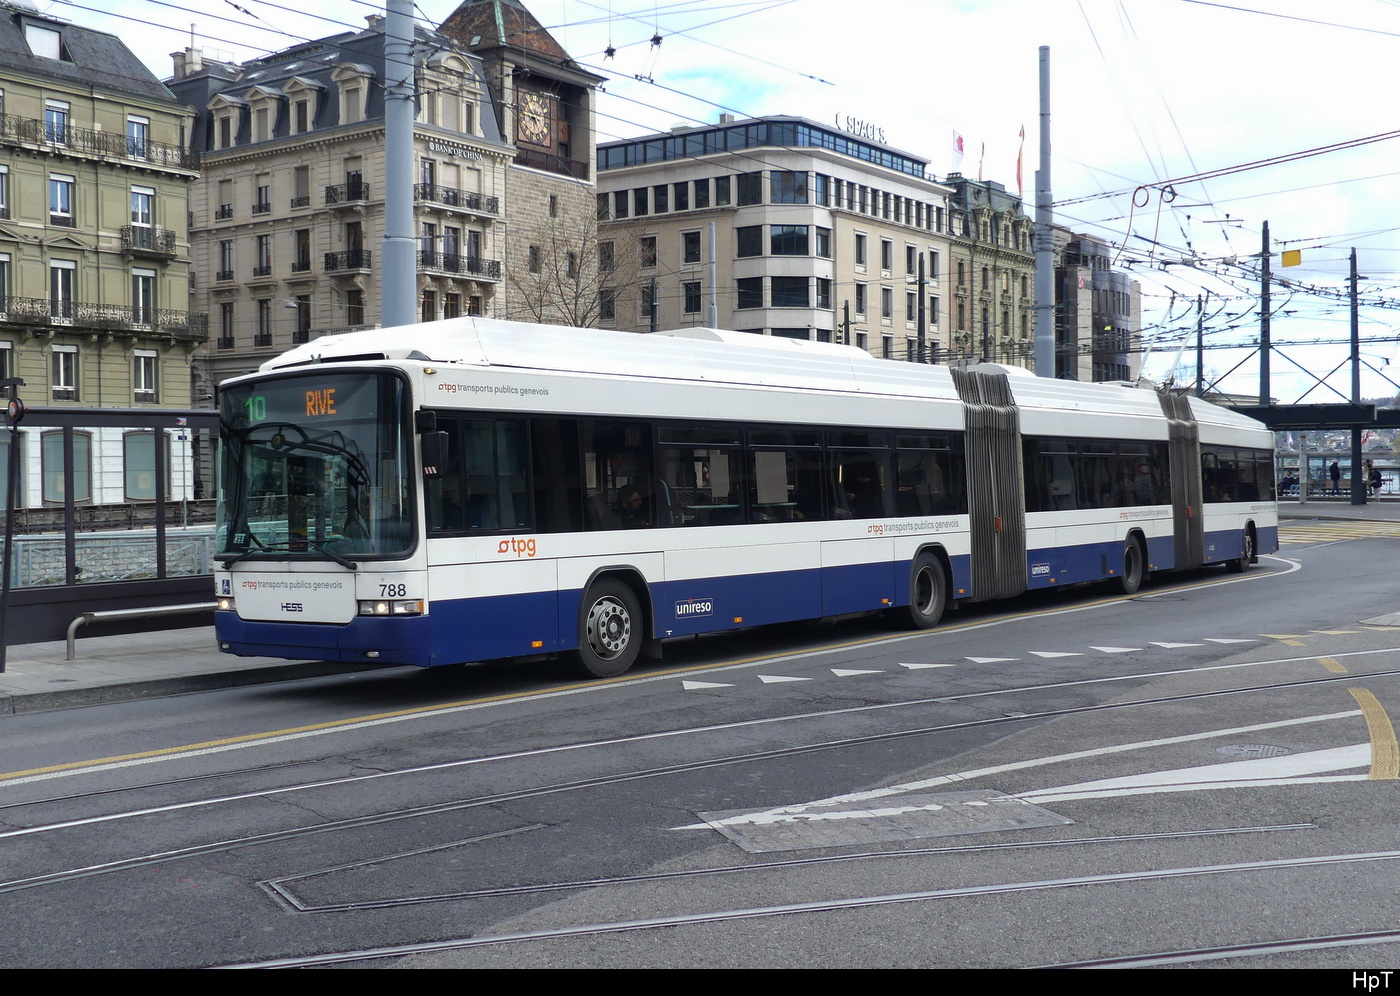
41,430,91,504
736,172,762,206
633,187,648,216
131,268,155,327
771,277,809,308
51,344,78,401
683,281,701,314
294,295,311,341
444,293,461,319
770,225,808,256
906,245,917,275
639,236,657,267
815,227,831,258
549,194,558,218
928,250,940,279
639,283,655,324
673,183,688,211
293,229,311,271
133,349,158,402
682,230,701,265
0,340,11,380
347,289,365,326
49,260,75,321
814,173,829,207
255,234,272,276
735,226,762,258
613,190,628,219
126,115,149,158
130,185,154,231
736,277,763,310
854,283,867,316
906,292,917,322
44,100,68,143
123,430,169,499
219,302,234,348
27,24,63,60
694,178,710,209
598,288,616,321
715,176,731,206
256,299,272,346
653,184,668,213
882,287,893,319
816,278,832,310
421,290,437,323
566,252,578,279
599,241,615,273
49,173,74,226
292,165,310,208
0,165,8,219
854,233,867,267
771,171,808,203
881,240,893,272
0,253,9,309
528,246,541,274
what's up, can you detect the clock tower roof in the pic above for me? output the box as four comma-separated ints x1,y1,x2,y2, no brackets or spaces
440,0,575,66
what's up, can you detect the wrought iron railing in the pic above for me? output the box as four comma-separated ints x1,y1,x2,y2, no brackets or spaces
254,332,273,347
0,295,207,338
252,265,273,277
215,204,234,220
325,181,370,204
251,201,271,215
417,250,501,278
325,249,372,271
290,195,311,208
0,113,199,169
121,225,177,256
412,183,500,215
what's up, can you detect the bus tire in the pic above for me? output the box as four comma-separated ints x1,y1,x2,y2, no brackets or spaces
1227,528,1254,574
576,579,642,677
906,553,947,629
1120,537,1146,594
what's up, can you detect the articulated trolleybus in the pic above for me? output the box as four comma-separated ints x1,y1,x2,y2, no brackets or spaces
213,318,1277,677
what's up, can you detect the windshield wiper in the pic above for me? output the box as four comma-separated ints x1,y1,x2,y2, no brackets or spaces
217,538,358,570
309,542,358,570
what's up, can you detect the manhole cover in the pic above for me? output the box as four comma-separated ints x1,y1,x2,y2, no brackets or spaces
697,789,1073,853
1215,744,1292,758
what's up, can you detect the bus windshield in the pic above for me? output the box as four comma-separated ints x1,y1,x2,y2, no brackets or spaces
217,371,413,561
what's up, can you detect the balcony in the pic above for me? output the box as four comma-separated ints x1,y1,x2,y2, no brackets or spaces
417,251,501,280
325,182,370,205
254,332,272,347
49,214,76,228
216,269,234,282
413,183,499,216
251,201,271,216
325,249,371,272
0,112,200,170
217,336,235,350
215,204,234,220
290,258,312,273
0,295,207,340
251,265,273,278
290,195,311,209
121,225,177,259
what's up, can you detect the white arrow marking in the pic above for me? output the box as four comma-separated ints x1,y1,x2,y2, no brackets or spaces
681,680,733,690
899,662,956,670
1090,646,1142,653
1202,638,1258,644
1028,651,1082,658
757,674,811,684
964,656,1018,664
831,668,883,677
1150,642,1203,648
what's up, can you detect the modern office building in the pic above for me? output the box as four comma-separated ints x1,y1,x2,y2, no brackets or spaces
0,1,203,410
597,115,955,361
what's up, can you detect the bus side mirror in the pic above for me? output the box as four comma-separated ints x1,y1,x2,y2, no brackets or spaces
421,431,449,477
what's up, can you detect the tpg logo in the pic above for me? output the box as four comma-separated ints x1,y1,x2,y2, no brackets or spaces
497,537,537,558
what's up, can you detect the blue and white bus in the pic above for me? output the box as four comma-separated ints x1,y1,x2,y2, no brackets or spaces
213,319,1277,677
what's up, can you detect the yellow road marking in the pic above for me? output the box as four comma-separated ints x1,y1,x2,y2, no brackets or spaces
1320,657,1348,674
1349,688,1400,780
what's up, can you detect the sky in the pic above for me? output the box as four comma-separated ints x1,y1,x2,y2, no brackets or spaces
61,0,1400,400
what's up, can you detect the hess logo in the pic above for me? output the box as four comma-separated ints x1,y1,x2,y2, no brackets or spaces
498,537,537,558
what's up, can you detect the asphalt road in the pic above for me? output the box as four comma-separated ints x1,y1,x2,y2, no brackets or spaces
3,518,1400,968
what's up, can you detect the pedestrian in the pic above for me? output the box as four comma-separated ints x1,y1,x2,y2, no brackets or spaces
1330,460,1340,495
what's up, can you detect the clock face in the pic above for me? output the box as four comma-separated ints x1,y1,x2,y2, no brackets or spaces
518,92,551,147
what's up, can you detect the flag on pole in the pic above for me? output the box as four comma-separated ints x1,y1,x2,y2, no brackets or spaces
978,141,985,181
1016,125,1025,197
952,130,965,170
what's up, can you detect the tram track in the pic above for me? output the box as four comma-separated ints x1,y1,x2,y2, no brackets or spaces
1,663,1395,898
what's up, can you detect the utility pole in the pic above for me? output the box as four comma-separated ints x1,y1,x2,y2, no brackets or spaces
1195,294,1205,398
381,0,417,328
1350,247,1365,505
1259,221,1270,406
916,252,926,362
1033,45,1055,377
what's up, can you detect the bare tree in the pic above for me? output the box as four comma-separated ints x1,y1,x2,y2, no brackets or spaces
506,216,648,328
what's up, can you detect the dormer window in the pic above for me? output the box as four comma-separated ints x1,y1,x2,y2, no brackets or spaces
283,77,324,136
332,65,373,125
25,23,63,61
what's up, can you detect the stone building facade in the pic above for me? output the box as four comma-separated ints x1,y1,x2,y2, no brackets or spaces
945,174,1035,371
1053,228,1141,382
170,15,517,393
596,115,955,361
0,2,203,411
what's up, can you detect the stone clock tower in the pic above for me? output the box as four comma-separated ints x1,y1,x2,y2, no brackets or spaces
439,0,606,325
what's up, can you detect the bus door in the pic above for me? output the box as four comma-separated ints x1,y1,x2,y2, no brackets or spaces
1157,392,1204,569
953,368,1027,601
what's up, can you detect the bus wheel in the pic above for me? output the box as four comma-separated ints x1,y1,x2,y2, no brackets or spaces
1120,538,1146,595
577,579,642,677
906,553,946,629
1227,529,1254,574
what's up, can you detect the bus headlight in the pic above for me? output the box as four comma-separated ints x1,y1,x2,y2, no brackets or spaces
217,596,236,612
359,599,423,616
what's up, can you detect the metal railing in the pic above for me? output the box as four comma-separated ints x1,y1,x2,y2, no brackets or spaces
290,195,311,208
0,295,207,338
417,250,501,279
513,147,589,180
325,181,370,204
412,183,499,215
0,112,200,170
215,204,234,220
325,249,372,271
121,225,177,256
